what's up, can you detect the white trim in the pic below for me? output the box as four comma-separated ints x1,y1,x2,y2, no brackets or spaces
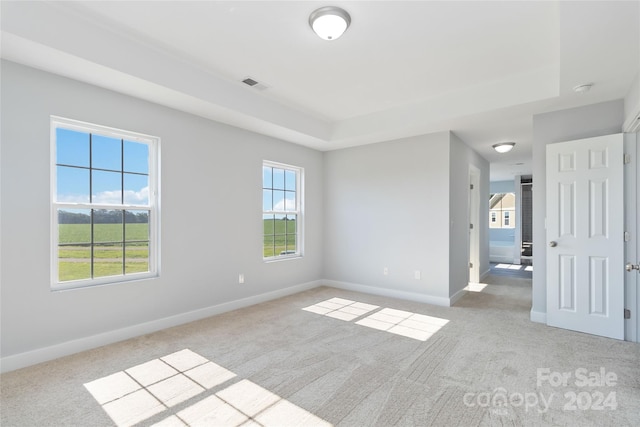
468,165,481,284
480,269,491,281
623,112,640,133
324,280,453,307
262,160,304,260
489,254,516,264
514,175,522,265
530,310,547,324
624,132,638,342
0,280,323,373
50,116,161,290
449,287,467,306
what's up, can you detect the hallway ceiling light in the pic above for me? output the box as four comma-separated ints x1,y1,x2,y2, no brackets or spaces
309,6,351,40
493,142,515,153
573,83,593,93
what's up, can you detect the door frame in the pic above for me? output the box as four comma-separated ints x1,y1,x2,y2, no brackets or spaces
468,165,480,283
624,132,639,342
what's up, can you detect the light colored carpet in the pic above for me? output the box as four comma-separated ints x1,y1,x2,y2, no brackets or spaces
1,276,639,426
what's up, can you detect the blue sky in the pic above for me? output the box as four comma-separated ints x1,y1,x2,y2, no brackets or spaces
56,128,150,205
262,166,296,212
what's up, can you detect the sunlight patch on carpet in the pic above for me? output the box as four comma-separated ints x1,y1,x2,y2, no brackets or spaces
303,298,449,342
465,283,488,292
84,349,331,427
302,297,379,321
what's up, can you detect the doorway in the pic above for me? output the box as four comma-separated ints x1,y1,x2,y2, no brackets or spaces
468,166,480,283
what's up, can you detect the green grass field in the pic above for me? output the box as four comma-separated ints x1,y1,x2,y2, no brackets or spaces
58,223,149,282
263,218,296,257
59,219,300,281
59,223,149,244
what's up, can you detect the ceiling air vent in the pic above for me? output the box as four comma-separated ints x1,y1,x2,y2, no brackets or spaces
241,77,269,91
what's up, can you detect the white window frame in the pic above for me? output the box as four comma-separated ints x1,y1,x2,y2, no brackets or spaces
262,160,304,261
51,116,160,290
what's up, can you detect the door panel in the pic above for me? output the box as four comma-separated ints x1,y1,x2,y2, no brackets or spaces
559,255,576,311
546,134,624,339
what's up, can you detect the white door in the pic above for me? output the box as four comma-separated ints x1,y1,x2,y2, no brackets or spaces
546,134,624,339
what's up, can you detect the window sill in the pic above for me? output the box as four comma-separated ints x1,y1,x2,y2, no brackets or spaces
51,272,159,292
263,255,302,263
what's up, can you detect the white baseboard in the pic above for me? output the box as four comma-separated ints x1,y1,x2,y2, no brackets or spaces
530,310,547,324
324,280,452,307
490,256,514,263
449,287,467,306
0,280,322,373
480,269,490,281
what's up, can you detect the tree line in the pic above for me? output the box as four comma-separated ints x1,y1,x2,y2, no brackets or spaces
59,210,148,224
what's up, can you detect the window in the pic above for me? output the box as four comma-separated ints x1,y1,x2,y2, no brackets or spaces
489,192,515,229
262,161,302,260
52,117,159,289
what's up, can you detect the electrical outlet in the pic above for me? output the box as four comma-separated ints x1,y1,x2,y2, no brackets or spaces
383,267,389,276
239,274,245,284
414,270,421,280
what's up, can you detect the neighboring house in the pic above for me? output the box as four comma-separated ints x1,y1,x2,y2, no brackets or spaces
489,193,516,229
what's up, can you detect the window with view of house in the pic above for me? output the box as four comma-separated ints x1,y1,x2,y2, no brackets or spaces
51,117,159,290
262,161,303,260
489,192,515,229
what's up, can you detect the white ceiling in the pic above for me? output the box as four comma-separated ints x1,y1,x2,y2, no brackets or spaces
2,1,639,181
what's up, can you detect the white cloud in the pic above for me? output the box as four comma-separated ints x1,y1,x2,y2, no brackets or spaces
58,187,149,205
274,194,296,211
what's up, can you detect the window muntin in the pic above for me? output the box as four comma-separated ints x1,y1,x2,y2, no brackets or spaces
52,117,159,289
262,162,302,260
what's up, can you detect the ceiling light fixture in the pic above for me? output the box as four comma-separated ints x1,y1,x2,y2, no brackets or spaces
573,83,593,93
493,142,516,153
309,6,351,40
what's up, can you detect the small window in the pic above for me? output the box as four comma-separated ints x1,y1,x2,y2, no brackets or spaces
262,161,303,260
52,117,160,290
489,192,515,229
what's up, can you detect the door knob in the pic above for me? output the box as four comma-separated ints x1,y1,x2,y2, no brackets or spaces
549,241,557,247
626,263,640,272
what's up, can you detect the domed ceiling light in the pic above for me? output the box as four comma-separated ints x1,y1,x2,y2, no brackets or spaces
309,6,351,40
493,142,516,153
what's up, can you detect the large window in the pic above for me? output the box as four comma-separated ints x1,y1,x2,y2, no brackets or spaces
52,117,159,289
489,192,515,229
262,161,303,260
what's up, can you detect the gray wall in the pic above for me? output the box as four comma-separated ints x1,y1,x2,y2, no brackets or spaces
531,99,624,319
0,60,324,358
449,132,490,295
323,131,489,302
1,60,490,366
323,133,452,299
490,180,515,193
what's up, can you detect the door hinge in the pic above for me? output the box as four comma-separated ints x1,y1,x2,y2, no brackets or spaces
624,309,631,319
624,153,631,164
470,184,474,190
469,262,474,269
469,223,474,229
624,231,631,242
